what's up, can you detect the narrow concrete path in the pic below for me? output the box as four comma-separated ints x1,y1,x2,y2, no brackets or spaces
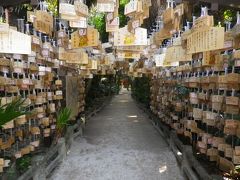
51,90,183,180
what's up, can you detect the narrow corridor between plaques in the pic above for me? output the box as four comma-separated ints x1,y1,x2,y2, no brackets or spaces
50,90,183,180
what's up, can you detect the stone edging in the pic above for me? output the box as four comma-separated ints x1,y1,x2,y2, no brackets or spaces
136,102,223,180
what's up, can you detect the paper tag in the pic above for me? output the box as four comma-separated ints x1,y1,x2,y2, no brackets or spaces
15,152,22,159
37,113,44,119
39,71,45,76
81,66,86,69
58,31,65,38
97,3,115,12
13,54,22,59
1,67,9,73
30,51,36,56
28,56,36,63
39,66,46,72
56,90,63,96
43,43,50,49
49,46,53,52
27,11,36,23
13,68,22,74
57,39,62,46
110,17,119,26
79,29,87,36
4,160,10,168
51,124,56,129
45,67,52,72
89,74,93,78
59,3,76,16
124,1,138,15
32,36,40,45
107,13,114,21
42,49,49,57
22,79,30,84
30,14,35,23
69,19,87,28
224,41,233,49
132,20,140,29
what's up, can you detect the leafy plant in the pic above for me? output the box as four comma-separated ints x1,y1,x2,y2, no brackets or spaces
88,5,108,42
131,76,150,107
224,165,240,179
16,155,31,174
56,108,72,139
5,164,18,180
223,9,234,23
119,0,130,27
0,98,28,128
85,75,118,110
88,0,130,42
175,84,189,100
46,0,58,16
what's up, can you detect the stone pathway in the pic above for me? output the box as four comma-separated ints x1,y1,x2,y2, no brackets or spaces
50,90,184,180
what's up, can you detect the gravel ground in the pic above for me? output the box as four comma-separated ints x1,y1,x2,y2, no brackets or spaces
50,90,184,180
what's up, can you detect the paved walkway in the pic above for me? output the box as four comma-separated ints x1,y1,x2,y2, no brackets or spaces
51,90,183,180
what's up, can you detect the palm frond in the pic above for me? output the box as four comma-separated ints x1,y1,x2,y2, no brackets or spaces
0,98,28,127
56,108,72,130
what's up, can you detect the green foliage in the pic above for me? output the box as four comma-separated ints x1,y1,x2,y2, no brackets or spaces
5,165,18,180
193,3,237,26
14,0,57,17
88,6,108,42
175,84,189,100
16,155,31,174
224,165,240,179
119,0,129,27
85,75,118,110
212,8,237,26
131,76,150,107
223,9,234,23
0,98,28,128
0,17,5,23
57,108,72,131
88,0,129,41
119,12,128,28
46,0,58,16
120,0,130,6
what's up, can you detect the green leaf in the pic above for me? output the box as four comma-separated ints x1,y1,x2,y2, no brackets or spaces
57,108,72,130
46,0,58,16
0,98,29,128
